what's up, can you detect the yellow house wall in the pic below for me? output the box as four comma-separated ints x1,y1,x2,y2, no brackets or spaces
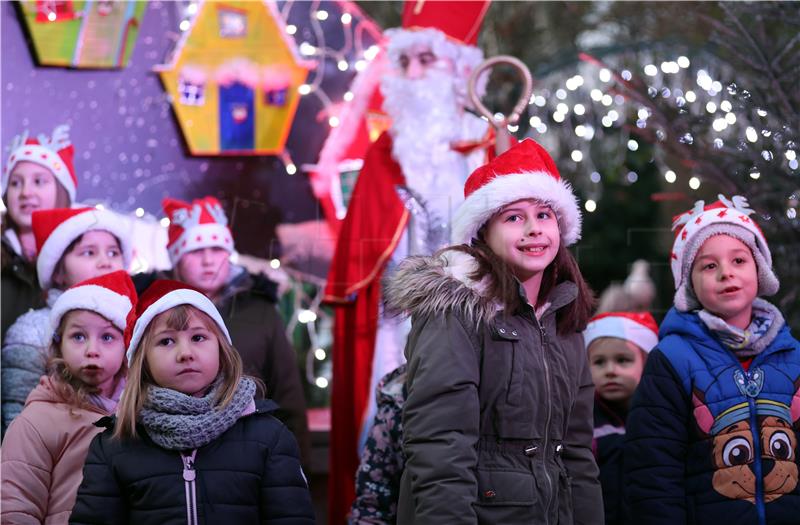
160,1,309,155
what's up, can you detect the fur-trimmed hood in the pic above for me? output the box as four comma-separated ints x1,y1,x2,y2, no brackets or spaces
384,249,501,325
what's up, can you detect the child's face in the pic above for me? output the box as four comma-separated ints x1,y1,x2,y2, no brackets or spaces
589,337,645,402
54,230,125,289
5,161,59,229
690,234,758,329
61,310,126,397
145,310,220,396
484,200,560,283
175,247,230,299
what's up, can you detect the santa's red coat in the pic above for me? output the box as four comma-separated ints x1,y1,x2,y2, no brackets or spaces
323,131,409,524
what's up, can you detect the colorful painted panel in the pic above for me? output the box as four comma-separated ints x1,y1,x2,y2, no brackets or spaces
156,1,313,156
18,0,146,68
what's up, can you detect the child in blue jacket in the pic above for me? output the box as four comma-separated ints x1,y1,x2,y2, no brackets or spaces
624,195,800,525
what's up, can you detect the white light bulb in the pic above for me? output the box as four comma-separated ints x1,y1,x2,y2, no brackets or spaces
585,199,597,212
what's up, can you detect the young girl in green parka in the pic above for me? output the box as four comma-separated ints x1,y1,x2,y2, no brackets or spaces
386,138,602,524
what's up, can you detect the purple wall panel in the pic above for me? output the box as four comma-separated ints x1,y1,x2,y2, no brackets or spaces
1,1,367,260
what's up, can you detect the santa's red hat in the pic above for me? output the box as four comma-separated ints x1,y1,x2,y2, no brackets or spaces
384,0,489,78
584,311,659,353
670,194,778,311
50,270,138,340
162,196,234,265
452,138,581,245
3,124,77,202
400,0,489,45
32,207,132,290
125,279,232,365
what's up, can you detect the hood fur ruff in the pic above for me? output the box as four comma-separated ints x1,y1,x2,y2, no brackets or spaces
384,249,501,325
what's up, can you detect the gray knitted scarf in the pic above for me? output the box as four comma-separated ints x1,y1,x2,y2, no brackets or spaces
139,376,256,451
698,298,785,358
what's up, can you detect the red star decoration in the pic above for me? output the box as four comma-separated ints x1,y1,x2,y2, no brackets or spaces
695,216,703,224
195,235,202,242
41,154,48,160
717,210,727,218
211,235,218,241
681,229,688,240
23,150,32,155
739,216,750,223
671,252,678,260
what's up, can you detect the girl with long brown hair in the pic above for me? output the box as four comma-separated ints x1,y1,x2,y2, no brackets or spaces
388,139,602,524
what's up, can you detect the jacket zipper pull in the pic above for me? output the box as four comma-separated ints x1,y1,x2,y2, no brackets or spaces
181,451,199,525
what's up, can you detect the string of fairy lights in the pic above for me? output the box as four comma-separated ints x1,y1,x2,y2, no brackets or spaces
513,49,798,219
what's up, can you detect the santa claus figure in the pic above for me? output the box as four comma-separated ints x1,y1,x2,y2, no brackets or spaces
324,1,492,521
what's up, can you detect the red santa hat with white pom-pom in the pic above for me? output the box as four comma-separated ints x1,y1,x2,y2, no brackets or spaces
3,124,77,202
584,311,659,353
670,194,779,311
125,279,231,365
50,270,138,338
162,197,234,265
452,138,582,246
32,207,132,290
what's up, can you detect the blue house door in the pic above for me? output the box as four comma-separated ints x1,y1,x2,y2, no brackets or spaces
219,81,254,151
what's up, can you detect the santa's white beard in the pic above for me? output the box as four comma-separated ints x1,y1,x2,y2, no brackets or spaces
381,71,475,227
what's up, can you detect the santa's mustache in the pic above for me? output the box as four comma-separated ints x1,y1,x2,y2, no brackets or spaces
380,70,467,125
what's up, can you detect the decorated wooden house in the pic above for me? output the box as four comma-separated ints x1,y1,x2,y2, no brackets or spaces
18,0,146,68
156,1,314,155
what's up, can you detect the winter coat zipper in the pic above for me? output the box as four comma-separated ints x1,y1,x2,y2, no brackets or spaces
181,450,199,525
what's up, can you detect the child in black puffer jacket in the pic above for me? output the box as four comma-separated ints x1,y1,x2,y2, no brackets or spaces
70,279,314,525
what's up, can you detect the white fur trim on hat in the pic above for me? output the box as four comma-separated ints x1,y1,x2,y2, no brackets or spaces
452,171,582,246
584,316,658,353
168,222,234,265
50,284,133,332
125,289,232,365
37,209,133,290
4,144,76,202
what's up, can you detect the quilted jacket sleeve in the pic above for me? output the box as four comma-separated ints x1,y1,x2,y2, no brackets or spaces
1,309,50,433
69,431,128,525
623,348,690,524
401,313,481,524
259,421,316,524
1,415,53,524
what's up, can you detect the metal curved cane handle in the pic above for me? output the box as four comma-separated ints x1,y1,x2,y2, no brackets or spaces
467,55,533,154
